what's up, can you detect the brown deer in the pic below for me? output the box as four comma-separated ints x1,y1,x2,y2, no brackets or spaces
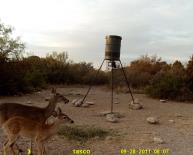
0,88,69,154
0,88,69,127
2,107,74,155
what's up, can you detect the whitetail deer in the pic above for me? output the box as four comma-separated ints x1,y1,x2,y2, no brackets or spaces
2,107,74,155
0,88,69,127
0,88,69,154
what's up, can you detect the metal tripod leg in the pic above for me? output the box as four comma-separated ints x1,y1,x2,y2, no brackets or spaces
82,59,105,103
119,60,135,102
111,66,114,113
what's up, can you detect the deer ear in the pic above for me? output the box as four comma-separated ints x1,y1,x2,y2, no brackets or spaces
57,107,62,114
52,111,57,117
51,88,56,94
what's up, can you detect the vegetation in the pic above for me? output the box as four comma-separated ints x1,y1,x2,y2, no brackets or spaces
128,56,193,101
0,21,193,101
0,22,24,62
0,53,108,95
112,55,193,101
146,73,184,99
0,21,108,95
58,125,110,142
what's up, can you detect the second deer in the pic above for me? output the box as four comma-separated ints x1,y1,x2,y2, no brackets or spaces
2,107,74,155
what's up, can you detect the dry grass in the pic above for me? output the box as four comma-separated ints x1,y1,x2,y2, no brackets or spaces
58,125,110,142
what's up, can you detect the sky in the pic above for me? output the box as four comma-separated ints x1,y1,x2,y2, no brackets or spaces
0,0,193,67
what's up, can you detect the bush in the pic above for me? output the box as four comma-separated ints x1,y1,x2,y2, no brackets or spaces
0,61,30,95
146,73,183,99
0,53,108,95
177,87,193,101
24,70,46,89
187,77,193,92
112,55,169,89
186,55,193,77
126,70,152,88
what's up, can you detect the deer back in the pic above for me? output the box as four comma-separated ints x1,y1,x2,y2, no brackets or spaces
0,103,46,126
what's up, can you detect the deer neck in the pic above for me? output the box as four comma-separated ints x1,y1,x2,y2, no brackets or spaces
44,98,57,118
46,119,61,137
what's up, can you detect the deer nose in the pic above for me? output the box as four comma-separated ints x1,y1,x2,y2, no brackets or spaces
71,120,74,123
65,99,69,103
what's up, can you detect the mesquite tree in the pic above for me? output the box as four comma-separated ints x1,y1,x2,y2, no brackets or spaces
0,21,24,62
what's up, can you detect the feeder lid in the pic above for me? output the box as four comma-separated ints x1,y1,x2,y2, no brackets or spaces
106,35,122,40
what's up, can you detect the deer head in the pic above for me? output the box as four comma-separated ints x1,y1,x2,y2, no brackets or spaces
54,93,69,104
46,88,69,104
56,108,74,124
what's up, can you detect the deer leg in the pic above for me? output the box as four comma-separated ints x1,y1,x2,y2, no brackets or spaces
42,141,46,155
3,139,8,155
4,141,22,155
4,134,18,155
14,143,23,155
5,140,23,155
10,142,17,155
40,142,46,155
35,138,44,155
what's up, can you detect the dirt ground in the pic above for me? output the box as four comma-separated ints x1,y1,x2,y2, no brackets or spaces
0,86,193,155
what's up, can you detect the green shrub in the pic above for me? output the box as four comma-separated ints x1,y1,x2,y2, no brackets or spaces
146,73,183,99
176,87,193,101
0,52,108,95
24,70,46,89
58,125,109,142
187,77,193,92
0,61,30,95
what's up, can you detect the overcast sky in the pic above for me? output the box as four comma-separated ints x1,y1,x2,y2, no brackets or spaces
0,0,193,66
